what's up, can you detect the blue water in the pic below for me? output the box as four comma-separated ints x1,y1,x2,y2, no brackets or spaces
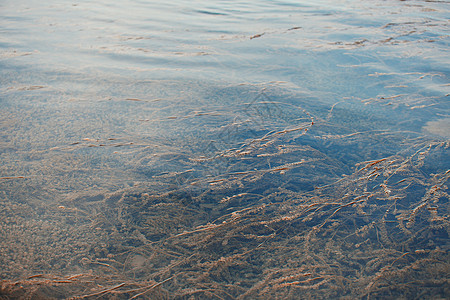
0,0,449,298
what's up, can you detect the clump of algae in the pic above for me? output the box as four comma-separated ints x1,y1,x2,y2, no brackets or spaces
1,117,448,299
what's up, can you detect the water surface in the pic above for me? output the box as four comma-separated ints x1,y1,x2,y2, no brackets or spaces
0,0,449,299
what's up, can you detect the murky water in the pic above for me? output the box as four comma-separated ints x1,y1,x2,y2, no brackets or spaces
1,0,449,299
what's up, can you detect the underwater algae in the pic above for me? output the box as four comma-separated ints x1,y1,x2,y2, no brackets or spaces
1,84,449,299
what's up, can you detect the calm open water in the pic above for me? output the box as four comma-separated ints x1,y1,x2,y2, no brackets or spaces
1,0,449,299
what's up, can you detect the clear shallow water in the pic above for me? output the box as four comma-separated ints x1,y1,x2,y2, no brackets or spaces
0,0,449,299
